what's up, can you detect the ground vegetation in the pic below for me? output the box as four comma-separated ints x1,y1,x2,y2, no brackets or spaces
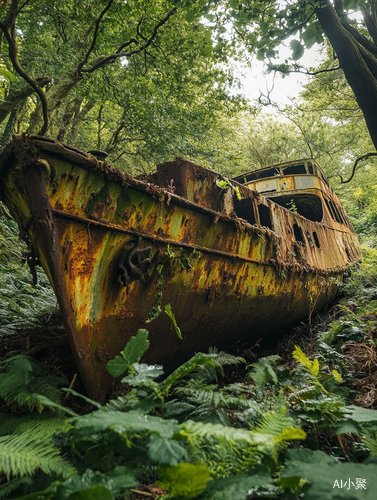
0,177,377,499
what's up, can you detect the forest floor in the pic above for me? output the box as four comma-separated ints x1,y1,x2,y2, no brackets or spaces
2,210,377,499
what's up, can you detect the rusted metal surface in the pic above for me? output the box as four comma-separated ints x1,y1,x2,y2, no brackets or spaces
0,135,361,403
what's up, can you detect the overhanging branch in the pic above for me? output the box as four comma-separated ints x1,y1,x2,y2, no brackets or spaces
342,21,377,58
76,0,114,75
360,4,377,48
0,75,51,124
332,152,377,183
0,0,49,135
268,63,341,76
81,6,177,74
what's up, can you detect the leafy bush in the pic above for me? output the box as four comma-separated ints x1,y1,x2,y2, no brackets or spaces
1,325,376,500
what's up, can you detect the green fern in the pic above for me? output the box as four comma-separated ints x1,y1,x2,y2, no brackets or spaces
106,391,142,412
0,259,58,338
254,410,294,437
0,431,76,479
0,477,33,499
188,436,262,478
167,381,257,425
0,412,71,438
180,420,274,448
293,346,320,377
248,355,280,387
0,412,75,483
0,354,65,411
0,215,26,263
363,431,377,456
194,347,245,383
164,399,196,418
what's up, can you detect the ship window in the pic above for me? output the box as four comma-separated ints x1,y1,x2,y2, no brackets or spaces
233,198,256,225
307,162,314,174
293,223,305,243
282,164,306,175
233,175,245,184
267,194,323,222
330,201,344,224
258,204,273,229
313,231,320,248
257,168,279,179
245,168,280,182
324,198,335,220
246,172,258,182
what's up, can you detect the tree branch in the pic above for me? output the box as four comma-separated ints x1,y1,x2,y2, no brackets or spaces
17,0,31,14
279,11,316,42
357,42,377,79
360,4,377,48
76,0,114,75
0,75,51,124
268,63,341,76
0,0,49,134
342,21,377,57
334,0,343,15
332,152,377,183
136,17,147,41
81,7,177,73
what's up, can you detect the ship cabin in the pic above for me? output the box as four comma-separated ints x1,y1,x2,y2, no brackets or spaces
233,159,353,231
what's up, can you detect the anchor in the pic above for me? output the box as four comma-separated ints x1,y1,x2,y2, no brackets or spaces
116,236,151,287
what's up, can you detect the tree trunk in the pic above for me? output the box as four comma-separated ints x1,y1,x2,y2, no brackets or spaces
27,77,79,134
67,99,95,145
315,0,377,149
0,76,51,125
0,99,23,150
57,97,83,143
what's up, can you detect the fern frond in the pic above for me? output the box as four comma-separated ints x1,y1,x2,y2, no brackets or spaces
292,346,321,378
0,476,32,499
0,258,57,338
186,388,221,406
0,354,65,411
213,409,231,427
181,420,274,448
0,432,76,479
193,348,245,383
106,391,142,412
248,356,280,387
164,400,196,418
363,431,377,456
0,412,71,438
187,436,262,478
254,410,293,437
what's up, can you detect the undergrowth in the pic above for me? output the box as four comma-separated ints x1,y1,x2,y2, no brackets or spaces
0,212,58,338
1,211,377,498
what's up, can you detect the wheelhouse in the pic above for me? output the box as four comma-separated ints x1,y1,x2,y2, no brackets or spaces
233,159,351,228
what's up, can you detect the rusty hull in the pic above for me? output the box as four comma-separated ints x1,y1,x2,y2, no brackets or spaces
0,135,361,403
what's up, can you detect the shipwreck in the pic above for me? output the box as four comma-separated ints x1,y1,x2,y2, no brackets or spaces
0,135,361,402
